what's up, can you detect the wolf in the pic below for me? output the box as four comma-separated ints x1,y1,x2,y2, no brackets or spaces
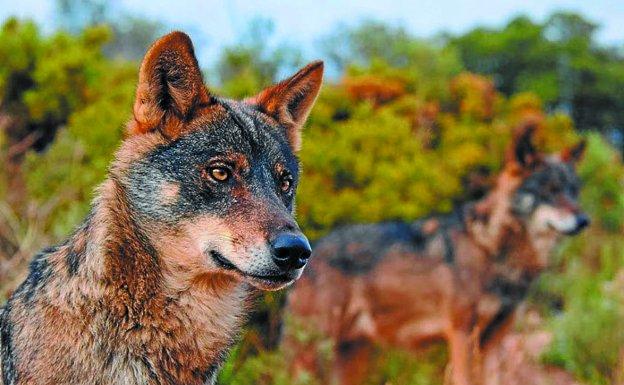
0,32,323,385
287,122,588,385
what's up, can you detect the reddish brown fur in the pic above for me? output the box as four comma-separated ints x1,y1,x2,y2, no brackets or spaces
130,32,211,138
0,31,323,385
8,180,248,384
287,127,587,385
251,61,324,151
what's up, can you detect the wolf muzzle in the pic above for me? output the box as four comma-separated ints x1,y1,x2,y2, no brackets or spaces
270,232,312,270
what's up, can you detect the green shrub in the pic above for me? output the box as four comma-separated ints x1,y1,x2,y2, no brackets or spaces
3,15,624,385
541,237,624,385
535,134,624,385
23,63,136,238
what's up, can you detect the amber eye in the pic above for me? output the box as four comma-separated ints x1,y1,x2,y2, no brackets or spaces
280,175,293,193
209,166,230,182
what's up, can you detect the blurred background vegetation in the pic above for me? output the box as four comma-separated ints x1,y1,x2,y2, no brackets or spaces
0,1,623,384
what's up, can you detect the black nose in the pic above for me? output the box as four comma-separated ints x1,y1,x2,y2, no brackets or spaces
271,233,312,270
576,213,590,230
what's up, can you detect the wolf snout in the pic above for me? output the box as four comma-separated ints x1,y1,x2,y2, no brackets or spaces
563,213,591,235
575,213,590,231
270,233,312,270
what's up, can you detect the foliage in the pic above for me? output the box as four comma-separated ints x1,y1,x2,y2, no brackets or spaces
0,18,112,150
450,12,624,144
219,344,449,385
21,27,111,129
574,134,624,231
365,345,447,385
23,63,136,238
216,18,303,98
321,20,463,101
1,11,623,385
218,346,321,385
56,0,163,60
0,18,136,238
541,245,624,385
219,316,447,385
535,134,624,385
296,70,578,239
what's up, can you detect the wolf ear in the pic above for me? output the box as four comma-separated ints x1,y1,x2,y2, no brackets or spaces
508,121,540,169
131,31,211,139
561,139,586,164
252,61,324,151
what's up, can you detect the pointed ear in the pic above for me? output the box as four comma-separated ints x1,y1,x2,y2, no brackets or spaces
252,61,324,151
130,31,211,139
507,121,540,169
561,139,586,164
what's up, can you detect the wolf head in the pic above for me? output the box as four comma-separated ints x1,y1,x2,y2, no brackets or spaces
506,123,589,239
114,32,323,290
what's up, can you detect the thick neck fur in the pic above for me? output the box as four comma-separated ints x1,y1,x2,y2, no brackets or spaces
464,168,555,275
37,175,249,384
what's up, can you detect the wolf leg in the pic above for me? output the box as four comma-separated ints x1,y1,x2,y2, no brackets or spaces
446,327,482,385
481,311,517,385
334,339,375,385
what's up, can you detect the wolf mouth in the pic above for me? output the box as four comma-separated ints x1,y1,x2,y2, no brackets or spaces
546,221,580,236
209,250,293,283
210,250,237,270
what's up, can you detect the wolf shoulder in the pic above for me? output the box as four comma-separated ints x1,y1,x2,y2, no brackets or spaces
311,220,446,275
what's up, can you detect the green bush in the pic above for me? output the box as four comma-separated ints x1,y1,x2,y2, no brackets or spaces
536,134,624,385
541,235,624,385
23,63,136,238
2,14,624,385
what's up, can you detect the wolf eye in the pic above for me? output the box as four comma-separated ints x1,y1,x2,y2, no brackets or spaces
280,175,293,193
549,184,562,194
208,166,230,182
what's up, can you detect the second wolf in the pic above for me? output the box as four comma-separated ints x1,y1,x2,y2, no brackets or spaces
288,123,588,385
